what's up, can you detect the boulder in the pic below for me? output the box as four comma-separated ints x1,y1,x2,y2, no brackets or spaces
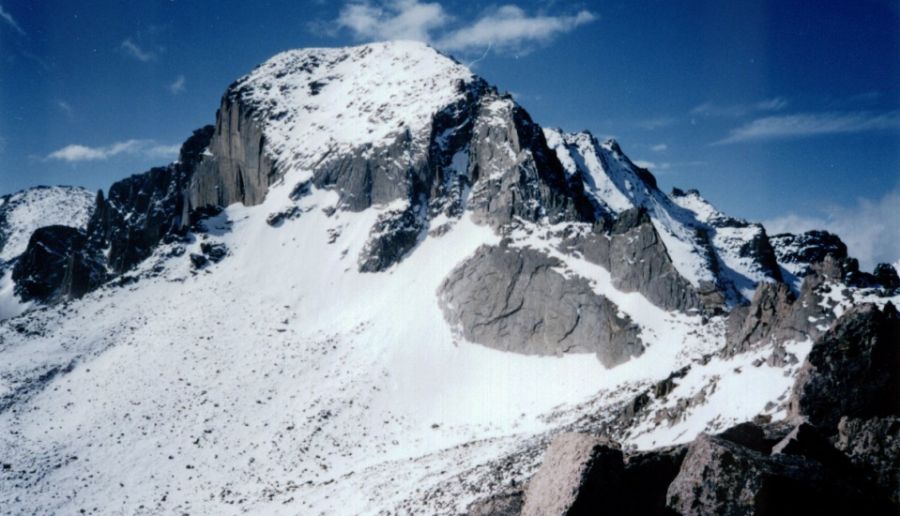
521,433,624,516
666,433,892,515
789,303,900,432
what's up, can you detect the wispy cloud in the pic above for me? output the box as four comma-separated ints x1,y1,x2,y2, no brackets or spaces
332,1,597,54
168,75,186,94
650,143,667,152
716,110,900,144
764,185,900,270
47,139,179,162
691,97,788,118
437,6,596,52
0,4,24,35
56,100,73,118
120,38,157,62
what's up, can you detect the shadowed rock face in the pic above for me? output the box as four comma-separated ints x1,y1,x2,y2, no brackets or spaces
437,244,643,367
565,208,704,313
836,417,900,504
12,226,106,302
666,432,890,515
188,95,277,209
789,302,900,432
87,126,215,274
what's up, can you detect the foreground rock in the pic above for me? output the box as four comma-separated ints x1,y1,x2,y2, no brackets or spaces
666,431,890,515
789,303,900,432
520,433,624,516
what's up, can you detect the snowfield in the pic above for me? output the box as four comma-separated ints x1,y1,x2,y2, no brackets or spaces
0,165,813,514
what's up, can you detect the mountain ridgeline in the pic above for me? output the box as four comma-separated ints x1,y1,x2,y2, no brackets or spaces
1,41,898,514
8,43,896,358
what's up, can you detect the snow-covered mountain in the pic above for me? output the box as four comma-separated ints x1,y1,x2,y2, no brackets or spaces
1,41,898,514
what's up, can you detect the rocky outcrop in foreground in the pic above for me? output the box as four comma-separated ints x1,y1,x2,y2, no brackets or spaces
468,302,900,515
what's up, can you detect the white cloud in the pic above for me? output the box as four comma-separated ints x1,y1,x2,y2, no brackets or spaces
691,97,788,118
47,139,180,162
337,0,449,41
650,143,667,152
120,39,157,62
168,75,186,94
0,4,24,35
764,186,900,271
437,6,596,52
333,1,596,54
717,110,900,144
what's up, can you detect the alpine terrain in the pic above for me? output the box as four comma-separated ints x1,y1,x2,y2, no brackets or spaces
1,41,898,515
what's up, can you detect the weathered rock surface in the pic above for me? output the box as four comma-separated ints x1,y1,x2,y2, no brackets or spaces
520,433,624,516
438,244,643,366
12,226,106,302
836,416,900,504
88,126,215,274
188,97,276,209
789,302,900,431
666,432,892,515
565,208,704,313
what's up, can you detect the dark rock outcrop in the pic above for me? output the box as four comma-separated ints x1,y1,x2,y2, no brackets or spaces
12,226,106,302
666,432,892,515
88,126,215,274
836,416,900,504
621,445,687,515
789,302,900,432
438,244,643,366
358,205,426,272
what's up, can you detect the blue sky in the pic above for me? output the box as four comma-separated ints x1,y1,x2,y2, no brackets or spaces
1,0,898,266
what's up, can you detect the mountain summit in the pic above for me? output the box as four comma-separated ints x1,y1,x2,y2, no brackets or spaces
1,42,898,514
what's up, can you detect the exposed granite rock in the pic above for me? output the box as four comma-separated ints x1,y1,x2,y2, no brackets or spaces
358,205,426,272
12,226,106,302
836,416,900,504
188,95,277,209
566,208,704,313
665,433,892,515
88,126,215,274
520,433,623,516
724,256,846,357
467,95,596,228
466,490,524,516
789,302,900,432
770,230,848,278
437,244,643,367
